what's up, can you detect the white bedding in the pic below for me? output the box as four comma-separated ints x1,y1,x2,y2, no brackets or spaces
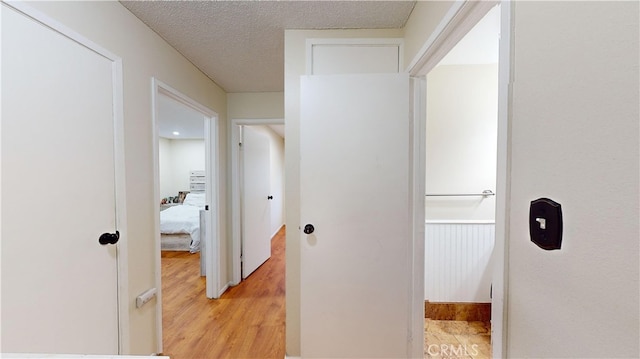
160,193,205,253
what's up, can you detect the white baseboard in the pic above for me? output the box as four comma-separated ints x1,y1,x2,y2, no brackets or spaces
284,355,301,359
271,223,285,240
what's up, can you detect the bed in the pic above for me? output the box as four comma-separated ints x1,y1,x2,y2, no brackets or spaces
160,192,205,253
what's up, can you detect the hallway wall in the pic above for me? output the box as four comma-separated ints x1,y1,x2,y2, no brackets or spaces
507,2,639,357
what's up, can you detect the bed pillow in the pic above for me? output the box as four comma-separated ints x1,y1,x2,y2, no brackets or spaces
183,192,206,207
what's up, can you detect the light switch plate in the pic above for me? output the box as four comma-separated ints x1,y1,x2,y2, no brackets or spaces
529,198,563,250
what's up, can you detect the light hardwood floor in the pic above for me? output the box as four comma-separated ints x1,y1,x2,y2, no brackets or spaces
162,227,489,359
161,227,286,359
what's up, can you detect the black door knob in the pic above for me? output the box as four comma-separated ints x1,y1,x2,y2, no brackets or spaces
99,231,120,245
268,195,273,200
303,224,315,234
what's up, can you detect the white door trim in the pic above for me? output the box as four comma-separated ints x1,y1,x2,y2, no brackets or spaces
492,4,513,357
408,76,427,357
230,118,284,286
2,1,130,353
406,1,511,357
305,38,404,75
406,1,498,76
151,79,222,354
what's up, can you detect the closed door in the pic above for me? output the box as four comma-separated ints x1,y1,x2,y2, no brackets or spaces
1,4,120,354
241,126,272,278
300,74,411,358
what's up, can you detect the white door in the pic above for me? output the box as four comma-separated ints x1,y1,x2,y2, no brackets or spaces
1,4,120,354
241,126,272,278
300,74,411,358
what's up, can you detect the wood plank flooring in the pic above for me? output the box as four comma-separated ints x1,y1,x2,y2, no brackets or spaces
161,227,286,359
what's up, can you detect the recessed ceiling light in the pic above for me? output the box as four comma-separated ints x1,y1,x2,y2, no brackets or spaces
172,131,180,136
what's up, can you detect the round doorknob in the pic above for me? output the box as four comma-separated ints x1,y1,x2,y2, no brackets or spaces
99,231,120,245
303,224,315,234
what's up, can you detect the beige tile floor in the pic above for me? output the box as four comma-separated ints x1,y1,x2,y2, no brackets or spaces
424,319,491,359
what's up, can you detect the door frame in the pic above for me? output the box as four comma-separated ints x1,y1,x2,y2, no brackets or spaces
406,1,510,357
151,78,222,353
2,1,131,353
230,118,284,286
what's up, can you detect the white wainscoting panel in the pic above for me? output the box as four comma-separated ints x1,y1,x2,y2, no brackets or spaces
425,221,495,302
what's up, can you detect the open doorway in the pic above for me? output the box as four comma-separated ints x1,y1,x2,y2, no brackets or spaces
151,79,221,354
230,119,285,285
156,93,207,254
417,4,504,358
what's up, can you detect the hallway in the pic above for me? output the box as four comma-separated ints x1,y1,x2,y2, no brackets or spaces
161,227,286,358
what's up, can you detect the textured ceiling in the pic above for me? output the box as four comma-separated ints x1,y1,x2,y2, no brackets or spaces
120,1,416,93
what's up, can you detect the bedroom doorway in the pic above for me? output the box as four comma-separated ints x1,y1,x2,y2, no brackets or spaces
151,79,222,353
230,119,285,285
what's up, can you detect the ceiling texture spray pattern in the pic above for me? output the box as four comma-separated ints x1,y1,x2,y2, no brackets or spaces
120,1,416,93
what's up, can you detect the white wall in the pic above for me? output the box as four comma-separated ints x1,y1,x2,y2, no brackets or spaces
158,139,205,200
426,64,498,221
227,92,284,119
424,64,498,303
25,2,228,354
507,2,639,357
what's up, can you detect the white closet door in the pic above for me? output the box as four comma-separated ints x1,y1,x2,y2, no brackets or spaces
300,73,411,358
1,4,120,354
241,126,272,278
